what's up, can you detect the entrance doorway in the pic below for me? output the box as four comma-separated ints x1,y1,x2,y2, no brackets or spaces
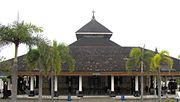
83,76,108,95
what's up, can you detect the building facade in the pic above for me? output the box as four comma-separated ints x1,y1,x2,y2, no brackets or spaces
4,14,180,97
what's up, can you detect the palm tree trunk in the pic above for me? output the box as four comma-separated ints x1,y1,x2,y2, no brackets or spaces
51,72,54,101
157,68,161,102
38,72,43,102
12,44,18,102
140,61,143,102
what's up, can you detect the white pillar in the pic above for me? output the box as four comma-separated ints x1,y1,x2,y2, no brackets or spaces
25,76,29,86
54,76,58,91
7,79,11,90
165,76,167,87
34,76,36,88
79,76,82,92
135,76,139,91
154,77,156,88
111,75,114,92
154,76,157,95
0,79,3,92
30,76,34,91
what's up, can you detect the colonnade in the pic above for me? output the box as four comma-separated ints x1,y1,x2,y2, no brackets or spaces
24,75,174,97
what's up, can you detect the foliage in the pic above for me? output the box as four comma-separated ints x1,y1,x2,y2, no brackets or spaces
0,57,10,81
50,40,61,74
126,47,154,102
165,98,174,102
126,47,154,71
26,49,40,72
177,78,180,85
0,21,43,47
0,20,43,74
0,56,10,73
150,50,173,102
57,43,75,72
150,50,173,71
35,41,51,75
0,21,43,102
0,76,8,82
26,40,75,74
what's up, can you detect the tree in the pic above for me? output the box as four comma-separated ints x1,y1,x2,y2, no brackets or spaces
26,41,50,102
151,50,173,102
43,41,75,101
26,40,75,102
0,21,43,102
49,40,61,101
0,56,11,99
126,47,154,102
26,49,40,72
57,43,75,72
34,41,50,102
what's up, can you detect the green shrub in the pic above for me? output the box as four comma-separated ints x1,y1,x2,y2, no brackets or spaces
165,98,174,102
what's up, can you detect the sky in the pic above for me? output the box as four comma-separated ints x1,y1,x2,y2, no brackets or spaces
0,0,180,59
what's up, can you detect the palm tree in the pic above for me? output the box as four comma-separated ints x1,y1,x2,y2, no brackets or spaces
26,40,75,101
0,21,43,102
36,41,50,102
126,47,154,102
48,41,75,100
26,48,40,97
49,40,61,101
151,50,173,102
26,41,50,102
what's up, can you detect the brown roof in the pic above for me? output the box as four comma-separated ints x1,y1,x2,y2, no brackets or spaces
3,15,180,74
4,42,180,73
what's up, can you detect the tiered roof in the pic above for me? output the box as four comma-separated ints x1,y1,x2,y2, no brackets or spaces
3,13,180,76
76,14,112,40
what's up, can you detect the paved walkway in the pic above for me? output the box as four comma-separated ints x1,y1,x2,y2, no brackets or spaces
0,94,177,102
0,98,176,102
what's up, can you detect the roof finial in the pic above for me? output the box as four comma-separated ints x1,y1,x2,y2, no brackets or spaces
92,10,95,19
155,48,158,54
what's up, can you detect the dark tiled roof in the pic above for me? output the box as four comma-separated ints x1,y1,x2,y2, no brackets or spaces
68,45,180,72
69,38,120,46
4,55,28,71
68,46,132,72
76,19,112,33
170,57,180,71
4,45,180,72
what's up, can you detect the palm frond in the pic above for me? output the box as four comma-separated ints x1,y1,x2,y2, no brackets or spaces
126,48,142,71
0,21,43,47
159,50,169,56
51,40,61,74
143,51,155,71
150,50,173,71
162,57,173,69
126,58,136,72
26,49,40,71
